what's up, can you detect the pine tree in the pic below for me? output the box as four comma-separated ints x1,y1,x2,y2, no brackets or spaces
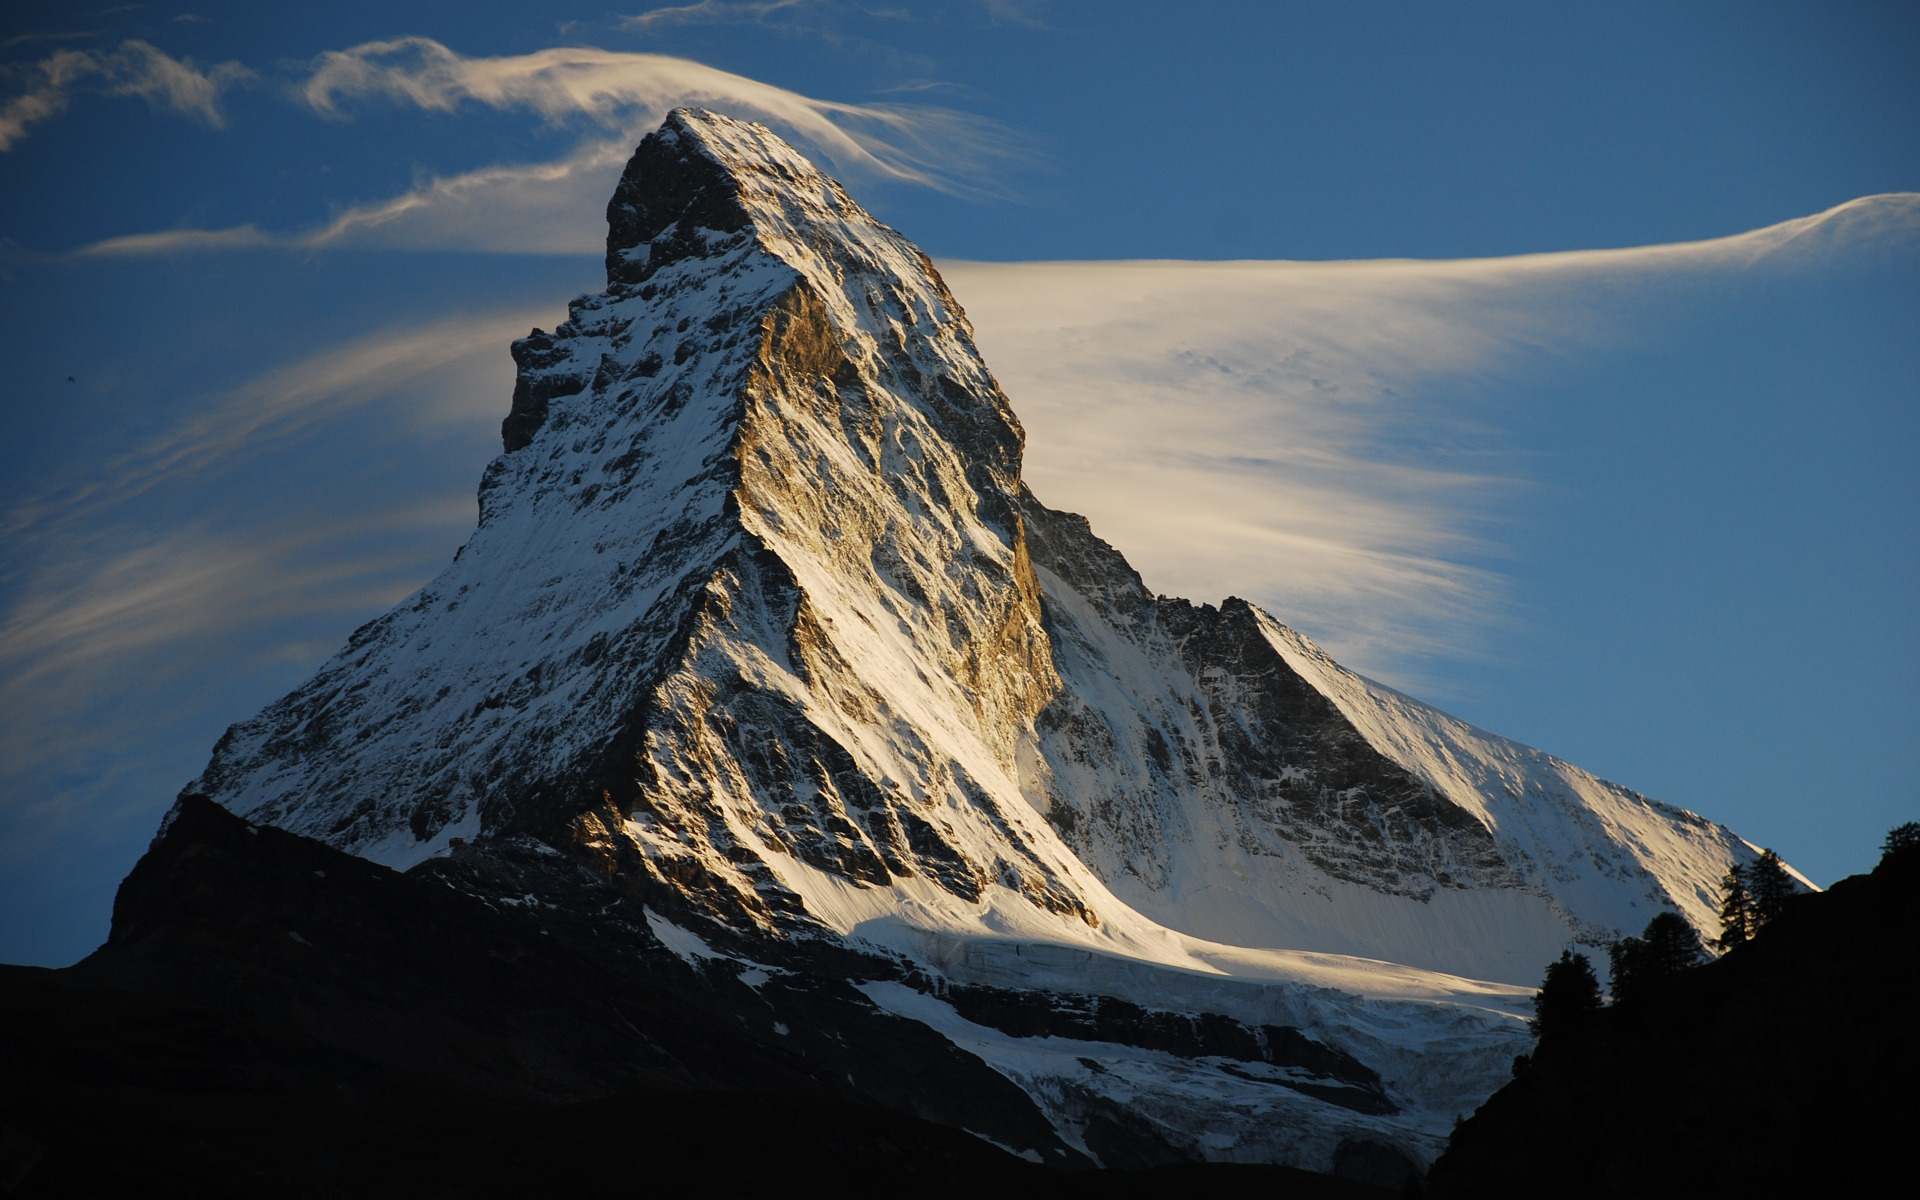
1715,866,1753,952
1641,911,1704,977
1607,935,1647,1003
1530,949,1602,1037
1882,822,1920,868
1748,849,1795,926
1608,912,1703,1003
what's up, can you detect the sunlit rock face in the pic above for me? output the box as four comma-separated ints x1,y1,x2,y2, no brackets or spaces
193,109,1070,930
181,109,1782,1174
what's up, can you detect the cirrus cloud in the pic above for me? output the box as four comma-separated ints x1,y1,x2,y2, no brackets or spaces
0,39,252,151
620,1,819,34
72,37,1025,257
941,192,1920,681
298,36,1023,190
0,304,548,873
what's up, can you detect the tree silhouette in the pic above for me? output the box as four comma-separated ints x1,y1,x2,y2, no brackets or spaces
1715,866,1753,952
1530,949,1602,1037
1883,822,1920,868
1607,937,1643,1002
1748,849,1795,926
1607,912,1704,1003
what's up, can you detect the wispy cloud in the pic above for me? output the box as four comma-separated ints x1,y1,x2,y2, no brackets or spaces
73,224,273,256
108,38,249,122
0,496,479,895
72,146,627,257
295,139,632,254
74,38,1024,256
617,2,942,81
0,501,471,700
977,0,1051,29
6,308,546,539
0,39,252,150
1,32,100,50
0,49,90,149
49,195,1920,702
940,192,1920,685
945,257,1520,679
301,37,1021,190
0,306,542,861
620,0,817,32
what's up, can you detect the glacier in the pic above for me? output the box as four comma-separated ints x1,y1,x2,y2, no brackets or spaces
176,108,1791,1174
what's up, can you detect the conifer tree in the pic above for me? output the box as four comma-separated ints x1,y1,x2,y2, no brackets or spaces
1530,949,1602,1037
1748,849,1795,926
1882,822,1920,868
1607,912,1703,1002
1715,866,1753,952
1607,935,1647,1002
1641,911,1703,977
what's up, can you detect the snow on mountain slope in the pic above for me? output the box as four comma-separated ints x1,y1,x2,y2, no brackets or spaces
1011,504,1773,984
179,108,1789,1171
1260,619,1776,944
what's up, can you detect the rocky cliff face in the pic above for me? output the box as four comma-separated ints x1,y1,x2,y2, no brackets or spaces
1014,499,1772,982
194,108,1073,936
177,108,1785,1175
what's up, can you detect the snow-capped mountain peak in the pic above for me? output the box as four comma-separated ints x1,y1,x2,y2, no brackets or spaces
181,108,1790,1174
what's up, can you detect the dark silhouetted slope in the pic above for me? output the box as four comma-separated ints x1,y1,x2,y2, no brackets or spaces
1,799,1391,1198
1426,848,1919,1197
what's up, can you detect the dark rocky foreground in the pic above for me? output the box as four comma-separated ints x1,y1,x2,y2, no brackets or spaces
0,797,1392,1198
1426,845,1919,1197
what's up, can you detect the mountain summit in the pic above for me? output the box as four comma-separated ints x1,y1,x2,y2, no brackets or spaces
176,108,1783,1174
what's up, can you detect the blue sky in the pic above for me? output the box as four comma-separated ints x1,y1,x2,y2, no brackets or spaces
2,1,1915,967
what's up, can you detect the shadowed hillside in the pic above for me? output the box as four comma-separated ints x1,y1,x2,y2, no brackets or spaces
0,794,1390,1199
1426,842,1918,1197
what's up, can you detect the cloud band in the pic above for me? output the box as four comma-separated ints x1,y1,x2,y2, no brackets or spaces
0,39,251,151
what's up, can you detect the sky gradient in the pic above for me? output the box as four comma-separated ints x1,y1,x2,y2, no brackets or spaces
2,1,1916,967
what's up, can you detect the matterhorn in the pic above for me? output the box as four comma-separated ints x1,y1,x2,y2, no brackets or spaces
137,109,1783,1177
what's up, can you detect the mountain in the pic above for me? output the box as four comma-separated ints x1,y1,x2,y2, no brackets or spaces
160,108,1786,1178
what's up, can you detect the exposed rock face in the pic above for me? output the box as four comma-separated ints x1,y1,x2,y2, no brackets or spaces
195,109,1068,936
1020,501,1517,901
1011,500,1770,980
177,108,1787,1173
